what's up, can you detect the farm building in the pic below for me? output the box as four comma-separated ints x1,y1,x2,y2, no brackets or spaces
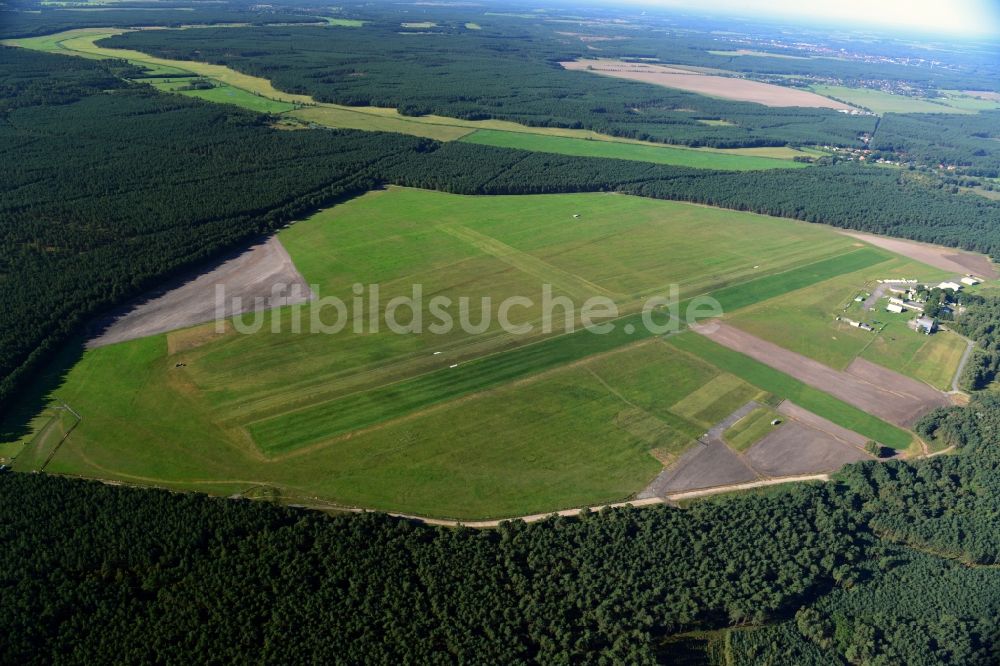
886,303,905,314
916,316,936,335
961,276,982,286
937,281,962,292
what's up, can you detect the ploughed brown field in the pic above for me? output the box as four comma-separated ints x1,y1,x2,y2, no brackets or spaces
561,59,856,110
691,322,951,427
842,230,999,279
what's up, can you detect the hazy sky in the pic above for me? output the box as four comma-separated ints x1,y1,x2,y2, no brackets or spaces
642,0,1000,36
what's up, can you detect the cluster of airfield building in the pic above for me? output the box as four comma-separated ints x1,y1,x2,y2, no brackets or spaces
840,275,983,335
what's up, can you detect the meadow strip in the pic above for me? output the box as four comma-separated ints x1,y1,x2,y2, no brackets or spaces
665,333,912,448
459,129,807,171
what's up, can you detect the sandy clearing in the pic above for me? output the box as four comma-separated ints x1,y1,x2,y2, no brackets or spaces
692,322,950,427
745,420,869,477
638,401,763,498
561,58,856,110
87,236,313,348
842,230,997,279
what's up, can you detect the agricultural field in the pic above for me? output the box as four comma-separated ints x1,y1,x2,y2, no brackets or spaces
666,333,913,449
4,188,918,518
322,17,364,27
562,59,855,109
810,85,1000,114
459,130,809,170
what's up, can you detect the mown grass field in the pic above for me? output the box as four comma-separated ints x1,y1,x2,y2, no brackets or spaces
459,129,808,170
723,255,967,389
810,85,1000,114
724,406,780,452
4,189,905,517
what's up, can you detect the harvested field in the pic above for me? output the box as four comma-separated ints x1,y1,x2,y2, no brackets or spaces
843,230,997,278
561,59,856,109
964,90,1000,102
845,358,953,417
88,237,313,348
744,420,869,476
691,322,950,427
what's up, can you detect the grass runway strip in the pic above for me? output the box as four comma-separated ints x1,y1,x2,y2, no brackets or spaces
249,247,890,454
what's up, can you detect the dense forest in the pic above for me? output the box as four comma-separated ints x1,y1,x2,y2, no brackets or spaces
7,46,1000,416
942,294,1000,390
0,4,320,39
871,111,1000,176
102,24,875,149
2,391,999,664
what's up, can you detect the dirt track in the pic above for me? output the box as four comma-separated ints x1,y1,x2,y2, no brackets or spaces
842,230,997,279
88,236,313,348
561,59,856,109
367,474,830,527
692,323,950,427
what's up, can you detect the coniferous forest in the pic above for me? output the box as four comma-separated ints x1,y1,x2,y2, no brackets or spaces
2,392,1000,664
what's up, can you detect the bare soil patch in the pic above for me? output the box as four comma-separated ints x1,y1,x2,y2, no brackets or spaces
842,230,997,279
692,323,950,427
88,236,313,348
745,420,869,476
652,440,759,494
561,59,856,109
776,401,868,447
963,90,1000,102
845,358,951,425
